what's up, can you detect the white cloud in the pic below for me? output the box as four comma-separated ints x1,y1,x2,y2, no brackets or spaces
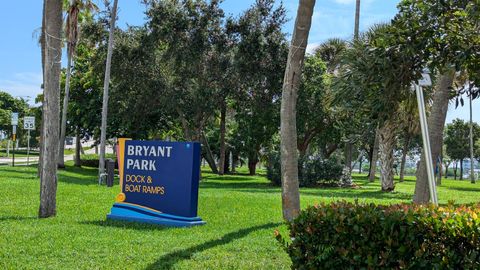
0,72,43,105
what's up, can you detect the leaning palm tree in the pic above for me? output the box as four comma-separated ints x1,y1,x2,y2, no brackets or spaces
58,0,97,168
280,0,316,221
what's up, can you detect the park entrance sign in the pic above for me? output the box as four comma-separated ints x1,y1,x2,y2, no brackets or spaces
107,138,205,227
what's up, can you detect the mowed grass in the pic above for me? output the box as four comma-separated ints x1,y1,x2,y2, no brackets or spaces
0,164,479,269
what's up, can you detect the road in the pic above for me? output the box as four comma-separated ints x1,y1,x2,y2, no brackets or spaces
0,146,113,166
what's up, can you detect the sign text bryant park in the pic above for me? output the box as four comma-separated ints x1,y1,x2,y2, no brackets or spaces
126,145,173,171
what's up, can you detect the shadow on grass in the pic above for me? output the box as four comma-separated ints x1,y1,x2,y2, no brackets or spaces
144,222,281,270
80,219,172,232
444,186,480,193
0,165,104,186
0,216,38,222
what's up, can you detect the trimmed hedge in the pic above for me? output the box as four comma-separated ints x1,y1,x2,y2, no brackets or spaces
277,201,480,269
267,152,343,187
81,154,117,168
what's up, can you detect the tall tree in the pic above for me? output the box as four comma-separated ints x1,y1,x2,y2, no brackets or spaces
354,0,360,39
280,0,315,221
98,0,118,182
393,0,480,203
233,0,288,175
58,0,97,168
39,0,63,218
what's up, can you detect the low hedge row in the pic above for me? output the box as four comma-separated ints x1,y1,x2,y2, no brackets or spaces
277,201,480,269
267,152,344,187
81,154,117,168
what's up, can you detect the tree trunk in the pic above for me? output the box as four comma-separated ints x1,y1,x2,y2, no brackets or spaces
38,0,46,178
368,128,380,182
280,0,315,221
444,162,449,179
39,0,63,218
436,153,442,186
98,0,118,183
359,158,362,174
454,161,458,180
74,126,81,167
413,69,455,204
248,152,258,175
344,142,353,171
460,159,464,180
58,49,73,168
223,149,230,174
201,132,218,174
399,132,411,182
218,101,226,175
231,152,238,173
379,119,396,192
354,0,360,39
470,93,475,183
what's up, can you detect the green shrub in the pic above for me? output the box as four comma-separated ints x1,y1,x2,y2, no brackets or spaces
266,151,343,187
81,154,117,168
277,201,480,269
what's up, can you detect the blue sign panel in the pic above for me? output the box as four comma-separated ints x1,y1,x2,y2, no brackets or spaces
107,139,205,227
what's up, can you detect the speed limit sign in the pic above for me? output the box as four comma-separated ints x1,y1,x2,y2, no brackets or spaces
24,116,35,130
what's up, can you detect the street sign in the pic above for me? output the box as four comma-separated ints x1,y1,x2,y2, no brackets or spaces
24,116,35,130
11,112,18,125
418,73,432,87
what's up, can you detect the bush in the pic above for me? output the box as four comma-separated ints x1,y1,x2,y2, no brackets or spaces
277,201,480,269
81,154,117,168
266,151,343,187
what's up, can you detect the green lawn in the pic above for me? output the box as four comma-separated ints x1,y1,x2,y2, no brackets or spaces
0,164,479,269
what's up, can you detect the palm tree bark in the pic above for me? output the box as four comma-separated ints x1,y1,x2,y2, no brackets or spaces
379,118,396,192
98,0,118,182
470,93,475,183
399,132,410,182
354,0,360,39
39,0,63,218
460,159,464,180
74,126,81,167
344,142,353,171
38,0,47,178
368,128,380,182
280,0,315,221
413,69,455,204
58,49,72,168
218,101,226,175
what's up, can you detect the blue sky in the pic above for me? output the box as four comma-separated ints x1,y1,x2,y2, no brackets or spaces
0,0,477,123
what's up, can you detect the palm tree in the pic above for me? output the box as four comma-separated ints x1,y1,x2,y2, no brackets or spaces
314,38,347,74
335,23,417,192
397,90,423,182
280,0,316,221
98,0,119,183
39,0,63,218
58,0,97,168
413,69,455,203
354,0,360,39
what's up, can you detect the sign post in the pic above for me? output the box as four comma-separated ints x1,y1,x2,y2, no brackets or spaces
11,113,18,167
107,139,205,227
23,116,35,166
415,72,438,205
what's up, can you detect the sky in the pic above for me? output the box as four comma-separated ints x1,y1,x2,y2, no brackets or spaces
0,0,477,124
